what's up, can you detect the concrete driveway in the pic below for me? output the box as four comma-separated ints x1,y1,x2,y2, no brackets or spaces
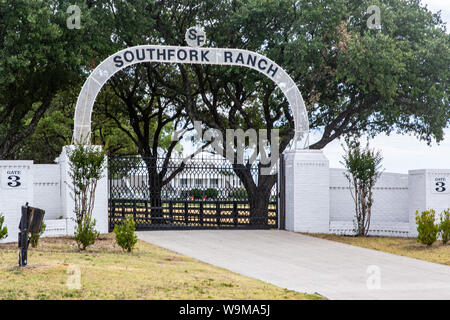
137,230,450,299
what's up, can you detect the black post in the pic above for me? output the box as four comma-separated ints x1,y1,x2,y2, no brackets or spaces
18,205,29,267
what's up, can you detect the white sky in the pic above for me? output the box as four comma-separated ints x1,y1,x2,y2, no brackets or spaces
321,0,449,173
183,1,449,173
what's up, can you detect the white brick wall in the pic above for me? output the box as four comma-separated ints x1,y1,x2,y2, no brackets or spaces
34,164,62,220
285,150,450,237
0,161,34,243
284,149,330,233
408,169,450,237
329,169,410,236
0,146,108,243
2,148,450,243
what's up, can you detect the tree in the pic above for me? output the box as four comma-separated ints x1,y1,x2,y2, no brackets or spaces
68,144,105,250
141,0,449,222
96,64,191,220
0,1,101,159
13,87,137,163
74,0,448,223
341,140,383,236
16,0,447,222
308,0,450,148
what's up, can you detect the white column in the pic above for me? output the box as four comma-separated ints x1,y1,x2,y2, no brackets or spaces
408,169,450,237
56,145,109,235
284,149,330,233
0,161,34,243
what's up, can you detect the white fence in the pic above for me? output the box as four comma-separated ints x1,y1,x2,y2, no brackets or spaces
284,149,450,237
1,147,449,243
329,169,410,236
0,146,108,243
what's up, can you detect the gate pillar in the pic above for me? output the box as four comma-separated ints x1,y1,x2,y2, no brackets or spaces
284,149,330,233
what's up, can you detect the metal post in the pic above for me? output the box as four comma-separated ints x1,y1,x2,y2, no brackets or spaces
18,205,29,267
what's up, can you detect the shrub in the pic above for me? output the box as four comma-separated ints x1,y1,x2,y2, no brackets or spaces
114,216,138,252
341,140,383,236
229,188,248,200
439,209,450,245
68,144,105,250
0,213,7,240
205,188,218,199
190,188,203,199
30,221,46,248
415,209,439,246
74,217,99,250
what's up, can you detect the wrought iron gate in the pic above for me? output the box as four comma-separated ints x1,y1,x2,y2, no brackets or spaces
108,155,278,230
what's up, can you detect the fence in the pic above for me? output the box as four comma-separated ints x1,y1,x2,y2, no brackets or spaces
2,148,449,243
108,154,278,230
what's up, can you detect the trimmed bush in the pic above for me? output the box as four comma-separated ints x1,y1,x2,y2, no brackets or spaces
0,213,7,241
74,217,99,250
229,188,248,200
30,221,46,248
439,209,450,245
205,188,219,199
114,216,138,252
415,209,439,246
190,188,203,199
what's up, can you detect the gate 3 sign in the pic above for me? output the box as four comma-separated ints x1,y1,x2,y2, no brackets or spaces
431,176,450,194
1,169,27,189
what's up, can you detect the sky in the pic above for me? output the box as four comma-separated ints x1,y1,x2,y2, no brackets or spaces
320,0,450,173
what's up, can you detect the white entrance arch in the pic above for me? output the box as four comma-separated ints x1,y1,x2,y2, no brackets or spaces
73,45,309,149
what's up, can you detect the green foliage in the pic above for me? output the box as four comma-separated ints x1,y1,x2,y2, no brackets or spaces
74,217,99,251
0,213,8,240
415,210,439,246
30,222,46,248
13,109,73,163
341,140,383,236
68,144,106,226
114,216,138,252
6,0,449,221
0,0,100,159
438,209,450,245
205,188,219,199
229,188,248,200
68,144,105,250
190,188,203,199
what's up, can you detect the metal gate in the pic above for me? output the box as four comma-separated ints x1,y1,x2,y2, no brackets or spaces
108,155,278,230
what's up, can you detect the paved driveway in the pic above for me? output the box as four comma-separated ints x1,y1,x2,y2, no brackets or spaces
137,230,450,299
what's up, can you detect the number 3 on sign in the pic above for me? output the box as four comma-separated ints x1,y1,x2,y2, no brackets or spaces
432,177,449,194
1,170,26,189
8,175,21,187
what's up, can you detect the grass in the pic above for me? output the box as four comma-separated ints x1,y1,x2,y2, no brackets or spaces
0,233,323,300
307,233,450,266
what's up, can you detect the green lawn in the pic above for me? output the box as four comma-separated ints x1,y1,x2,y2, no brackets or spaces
0,233,323,300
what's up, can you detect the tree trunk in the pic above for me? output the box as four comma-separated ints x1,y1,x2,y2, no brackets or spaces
248,187,272,227
233,163,277,227
144,158,165,225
